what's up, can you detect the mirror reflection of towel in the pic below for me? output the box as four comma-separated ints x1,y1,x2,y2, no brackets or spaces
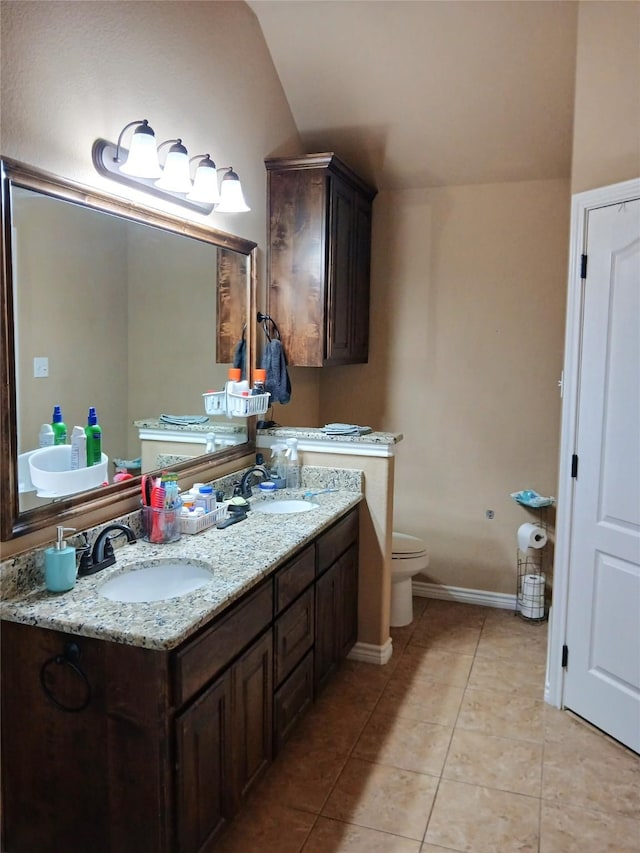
233,337,246,379
261,339,291,404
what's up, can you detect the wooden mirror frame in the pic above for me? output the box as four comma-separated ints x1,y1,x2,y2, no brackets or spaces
0,157,257,541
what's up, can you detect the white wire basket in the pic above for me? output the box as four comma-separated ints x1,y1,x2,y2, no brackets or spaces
202,389,270,418
203,391,227,415
180,504,228,534
227,391,270,417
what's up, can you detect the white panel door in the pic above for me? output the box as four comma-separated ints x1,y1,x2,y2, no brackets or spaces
564,197,640,752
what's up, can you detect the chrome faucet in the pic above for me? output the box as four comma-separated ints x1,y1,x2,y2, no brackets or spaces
79,523,137,575
238,465,271,498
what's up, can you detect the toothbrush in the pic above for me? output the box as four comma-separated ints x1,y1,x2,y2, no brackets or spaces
303,488,339,500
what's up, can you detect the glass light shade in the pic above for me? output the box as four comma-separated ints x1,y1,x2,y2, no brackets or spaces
119,125,161,179
186,156,221,204
155,141,192,193
215,169,250,213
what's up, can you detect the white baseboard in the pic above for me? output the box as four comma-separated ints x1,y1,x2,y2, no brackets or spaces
348,638,393,665
412,580,517,610
348,584,517,667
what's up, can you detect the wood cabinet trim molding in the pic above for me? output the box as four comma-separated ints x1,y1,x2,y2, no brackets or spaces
265,152,376,200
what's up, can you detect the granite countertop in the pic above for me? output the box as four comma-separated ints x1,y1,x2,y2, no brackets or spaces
134,418,245,435
257,426,403,445
0,489,361,652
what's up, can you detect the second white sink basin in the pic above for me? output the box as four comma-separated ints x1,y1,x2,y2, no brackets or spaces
99,561,214,603
252,500,319,515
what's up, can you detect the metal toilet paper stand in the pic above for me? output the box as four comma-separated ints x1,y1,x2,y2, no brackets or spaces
515,505,552,622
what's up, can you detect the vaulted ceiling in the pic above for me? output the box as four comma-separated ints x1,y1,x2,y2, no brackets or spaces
247,0,578,190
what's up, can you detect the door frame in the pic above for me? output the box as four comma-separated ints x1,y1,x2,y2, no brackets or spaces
546,176,640,708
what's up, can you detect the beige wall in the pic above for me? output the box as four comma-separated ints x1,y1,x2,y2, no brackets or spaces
14,196,129,457
0,0,302,557
4,0,637,598
321,179,570,595
0,0,300,280
571,1,640,193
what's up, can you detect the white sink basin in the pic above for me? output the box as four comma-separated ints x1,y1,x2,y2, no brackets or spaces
252,500,319,515
99,561,214,603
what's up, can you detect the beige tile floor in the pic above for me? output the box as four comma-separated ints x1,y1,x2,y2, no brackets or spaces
216,598,640,852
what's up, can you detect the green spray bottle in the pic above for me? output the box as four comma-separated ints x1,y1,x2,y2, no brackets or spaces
51,405,67,445
85,407,102,467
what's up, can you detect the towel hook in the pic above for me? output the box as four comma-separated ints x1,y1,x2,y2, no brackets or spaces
256,311,281,341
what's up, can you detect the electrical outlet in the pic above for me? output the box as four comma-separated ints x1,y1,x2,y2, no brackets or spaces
33,357,49,378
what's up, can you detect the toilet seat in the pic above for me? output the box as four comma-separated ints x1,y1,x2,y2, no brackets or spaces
392,532,427,558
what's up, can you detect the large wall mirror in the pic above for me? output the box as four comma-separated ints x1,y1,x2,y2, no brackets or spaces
1,157,257,540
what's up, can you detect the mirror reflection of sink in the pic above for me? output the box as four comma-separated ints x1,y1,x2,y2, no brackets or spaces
99,561,214,603
252,500,319,515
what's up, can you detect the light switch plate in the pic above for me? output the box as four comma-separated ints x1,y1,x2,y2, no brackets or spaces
33,356,49,378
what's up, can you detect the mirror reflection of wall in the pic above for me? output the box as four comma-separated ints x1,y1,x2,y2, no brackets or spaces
13,187,246,511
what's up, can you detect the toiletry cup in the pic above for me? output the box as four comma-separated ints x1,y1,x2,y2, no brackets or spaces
258,481,277,500
45,559,78,593
142,504,182,544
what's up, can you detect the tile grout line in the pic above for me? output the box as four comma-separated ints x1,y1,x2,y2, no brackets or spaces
298,653,400,850
420,606,488,847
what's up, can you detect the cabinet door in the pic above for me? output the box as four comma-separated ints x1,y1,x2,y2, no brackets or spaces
339,543,359,658
231,629,273,808
315,561,340,693
175,671,232,853
315,544,360,694
326,174,355,364
350,194,373,362
267,168,327,367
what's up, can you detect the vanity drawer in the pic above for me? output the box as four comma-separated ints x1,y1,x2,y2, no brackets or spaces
273,650,314,754
174,581,273,707
274,586,315,686
316,508,358,576
274,545,315,614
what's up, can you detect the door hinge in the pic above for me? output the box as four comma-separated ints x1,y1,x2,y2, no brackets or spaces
562,644,569,668
580,253,588,279
571,454,578,478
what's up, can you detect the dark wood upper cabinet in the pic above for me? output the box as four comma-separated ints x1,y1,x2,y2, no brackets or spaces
265,153,377,367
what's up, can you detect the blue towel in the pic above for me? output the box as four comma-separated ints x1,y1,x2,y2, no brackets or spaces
321,424,372,436
233,337,247,379
261,339,291,405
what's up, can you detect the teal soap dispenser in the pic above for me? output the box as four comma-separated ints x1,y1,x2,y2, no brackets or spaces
45,526,77,593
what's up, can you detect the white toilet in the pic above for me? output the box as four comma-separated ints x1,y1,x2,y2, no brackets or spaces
390,532,429,627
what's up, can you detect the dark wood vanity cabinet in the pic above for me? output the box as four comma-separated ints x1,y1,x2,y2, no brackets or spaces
175,623,273,852
0,507,359,853
265,153,377,367
315,509,360,693
176,670,232,851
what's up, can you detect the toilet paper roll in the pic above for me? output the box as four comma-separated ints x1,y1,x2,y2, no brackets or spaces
519,572,546,619
522,572,545,591
517,522,548,552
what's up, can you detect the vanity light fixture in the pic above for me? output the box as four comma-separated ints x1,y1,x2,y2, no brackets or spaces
92,119,250,215
154,139,192,193
216,168,250,213
186,155,221,204
117,119,161,179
